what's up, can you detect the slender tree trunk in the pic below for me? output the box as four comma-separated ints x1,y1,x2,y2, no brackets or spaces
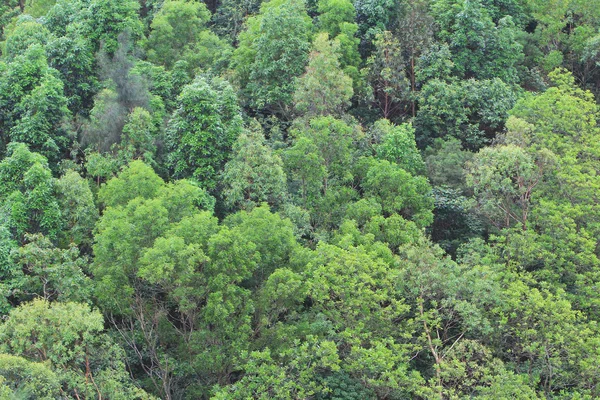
419,297,443,399
411,56,416,117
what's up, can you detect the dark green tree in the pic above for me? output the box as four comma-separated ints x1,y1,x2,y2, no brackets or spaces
233,0,312,116
0,299,152,399
166,75,243,190
415,78,517,150
0,46,71,162
430,0,524,83
0,143,62,244
146,0,231,74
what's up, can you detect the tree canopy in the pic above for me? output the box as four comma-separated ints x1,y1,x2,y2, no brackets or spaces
1,0,600,398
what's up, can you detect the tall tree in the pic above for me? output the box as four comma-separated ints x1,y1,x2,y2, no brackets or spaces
367,31,410,120
0,299,152,399
293,33,353,118
396,0,434,116
0,45,71,162
0,143,62,244
146,0,231,74
430,0,524,83
466,144,552,230
221,124,287,211
166,75,243,190
233,0,312,117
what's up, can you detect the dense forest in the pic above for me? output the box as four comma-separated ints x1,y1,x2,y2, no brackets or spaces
0,0,600,398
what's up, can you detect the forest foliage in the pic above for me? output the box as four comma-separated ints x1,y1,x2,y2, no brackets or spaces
1,0,600,398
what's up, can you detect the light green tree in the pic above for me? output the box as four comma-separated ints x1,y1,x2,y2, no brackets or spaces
2,16,51,61
294,33,353,118
316,0,361,71
366,31,410,120
362,159,434,228
56,169,98,247
466,144,552,230
372,120,425,175
222,125,287,211
0,299,153,399
10,233,91,303
0,354,60,400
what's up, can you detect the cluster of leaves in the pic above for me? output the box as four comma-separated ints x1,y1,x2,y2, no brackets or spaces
1,0,600,399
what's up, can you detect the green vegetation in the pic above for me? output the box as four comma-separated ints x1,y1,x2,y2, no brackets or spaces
1,0,600,398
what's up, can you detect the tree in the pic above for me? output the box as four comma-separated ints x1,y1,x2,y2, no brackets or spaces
166,75,243,190
0,299,153,399
0,143,62,244
95,173,290,397
8,70,71,161
424,137,473,189
490,278,600,396
507,69,600,240
45,34,99,116
97,160,164,208
429,187,483,255
430,0,524,83
0,354,60,400
317,0,355,36
282,117,365,233
294,33,353,118
213,0,263,42
233,0,312,116
0,45,72,162
255,241,426,398
56,169,98,248
0,2,21,43
118,107,159,165
415,78,517,150
223,204,297,285
2,16,51,61
367,31,410,120
43,0,83,37
396,0,434,116
316,0,361,71
353,0,400,47
146,0,210,68
492,69,600,318
146,0,231,73
362,159,434,228
97,31,151,112
81,89,127,152
93,161,215,397
372,120,425,175
23,0,57,17
466,144,552,230
295,117,360,191
283,135,327,208
71,0,143,54
10,233,92,303
222,125,287,211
